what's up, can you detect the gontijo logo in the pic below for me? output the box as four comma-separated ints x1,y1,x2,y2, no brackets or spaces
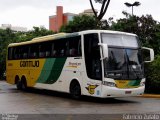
20,60,39,67
86,84,99,95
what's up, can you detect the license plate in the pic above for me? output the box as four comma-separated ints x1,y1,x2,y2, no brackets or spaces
125,91,132,94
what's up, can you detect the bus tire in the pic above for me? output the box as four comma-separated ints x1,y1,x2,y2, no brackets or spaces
21,76,28,91
15,76,22,90
16,80,22,90
70,80,81,99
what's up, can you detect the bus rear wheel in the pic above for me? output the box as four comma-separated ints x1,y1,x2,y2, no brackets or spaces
16,77,28,91
70,81,81,99
16,80,23,90
21,79,28,91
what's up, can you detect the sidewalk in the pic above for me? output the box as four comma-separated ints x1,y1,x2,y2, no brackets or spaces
141,94,160,98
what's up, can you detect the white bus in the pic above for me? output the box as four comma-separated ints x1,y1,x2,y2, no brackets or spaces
6,30,154,98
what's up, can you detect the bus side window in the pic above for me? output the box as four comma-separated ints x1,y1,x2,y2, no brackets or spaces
51,43,57,57
39,42,52,58
22,46,29,59
14,48,20,59
19,47,23,59
23,53,28,59
53,41,58,57
8,47,13,60
60,49,65,56
12,48,16,59
39,45,45,58
78,38,82,56
29,44,38,59
46,51,50,57
84,33,102,80
53,40,67,57
52,50,57,57
69,48,77,56
45,42,51,57
68,36,81,57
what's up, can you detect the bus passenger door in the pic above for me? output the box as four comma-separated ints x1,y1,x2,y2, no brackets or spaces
83,33,102,97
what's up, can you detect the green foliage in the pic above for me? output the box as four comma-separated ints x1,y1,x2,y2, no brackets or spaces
145,55,160,93
0,27,54,79
0,28,17,79
22,27,54,41
60,15,100,33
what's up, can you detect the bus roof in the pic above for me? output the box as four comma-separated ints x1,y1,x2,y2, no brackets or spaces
8,32,72,47
80,30,137,36
8,30,137,47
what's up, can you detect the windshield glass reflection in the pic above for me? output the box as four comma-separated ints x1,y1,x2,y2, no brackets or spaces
104,47,144,80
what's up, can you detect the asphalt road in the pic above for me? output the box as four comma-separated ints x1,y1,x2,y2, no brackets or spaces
0,81,160,120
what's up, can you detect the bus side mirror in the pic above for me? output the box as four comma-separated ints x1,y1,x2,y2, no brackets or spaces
142,47,154,63
98,43,108,60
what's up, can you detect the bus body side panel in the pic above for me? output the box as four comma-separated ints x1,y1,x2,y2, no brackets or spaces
6,57,85,94
34,58,67,91
7,58,67,90
34,57,84,93
57,57,83,93
59,57,103,97
6,59,45,86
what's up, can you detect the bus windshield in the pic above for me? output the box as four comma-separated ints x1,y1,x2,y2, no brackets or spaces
101,33,144,80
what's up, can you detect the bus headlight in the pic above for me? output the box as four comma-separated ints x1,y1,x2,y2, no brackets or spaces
103,81,116,87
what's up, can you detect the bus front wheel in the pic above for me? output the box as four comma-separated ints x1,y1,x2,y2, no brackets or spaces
70,81,81,99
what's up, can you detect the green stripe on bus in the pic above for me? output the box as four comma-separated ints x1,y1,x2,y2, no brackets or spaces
45,58,67,84
36,58,67,84
36,58,56,83
128,80,141,86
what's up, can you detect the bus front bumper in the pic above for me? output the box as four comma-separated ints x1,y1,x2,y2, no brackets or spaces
101,85,145,98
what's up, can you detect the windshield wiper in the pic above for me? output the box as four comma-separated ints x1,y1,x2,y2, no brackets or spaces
129,65,140,79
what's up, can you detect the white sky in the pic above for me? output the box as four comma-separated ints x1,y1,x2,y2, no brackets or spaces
0,0,159,30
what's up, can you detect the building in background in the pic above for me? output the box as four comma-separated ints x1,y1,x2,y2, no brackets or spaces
79,9,98,16
49,6,97,32
0,24,27,32
49,6,77,32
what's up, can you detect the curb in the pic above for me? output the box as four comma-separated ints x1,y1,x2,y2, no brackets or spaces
140,94,160,98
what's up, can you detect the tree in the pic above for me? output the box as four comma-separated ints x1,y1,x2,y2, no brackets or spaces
0,28,16,79
124,1,141,16
24,27,54,41
145,55,160,93
60,15,100,33
89,0,111,21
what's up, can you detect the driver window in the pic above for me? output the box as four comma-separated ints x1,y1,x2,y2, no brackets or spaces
84,33,102,80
